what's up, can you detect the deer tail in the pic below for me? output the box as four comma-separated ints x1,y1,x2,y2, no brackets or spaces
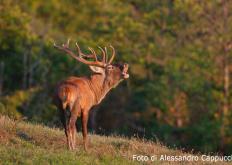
58,86,71,110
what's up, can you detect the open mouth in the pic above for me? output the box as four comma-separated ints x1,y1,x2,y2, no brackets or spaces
122,64,129,79
123,73,129,79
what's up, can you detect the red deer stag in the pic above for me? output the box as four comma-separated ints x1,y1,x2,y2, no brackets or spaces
53,40,129,150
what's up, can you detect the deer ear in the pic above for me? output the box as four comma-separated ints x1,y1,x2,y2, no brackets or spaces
89,66,105,74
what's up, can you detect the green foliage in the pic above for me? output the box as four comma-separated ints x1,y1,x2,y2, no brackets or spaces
0,88,38,119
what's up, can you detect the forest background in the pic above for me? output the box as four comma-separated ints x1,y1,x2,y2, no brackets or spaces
1,0,232,155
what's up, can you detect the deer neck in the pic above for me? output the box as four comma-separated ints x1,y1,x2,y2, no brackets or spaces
89,74,112,105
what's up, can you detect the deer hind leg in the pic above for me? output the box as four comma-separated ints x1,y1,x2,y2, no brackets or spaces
66,126,72,150
70,102,81,150
81,111,89,151
69,114,77,150
60,106,72,150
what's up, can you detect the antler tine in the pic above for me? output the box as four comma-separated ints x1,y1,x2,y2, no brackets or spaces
104,47,108,63
75,42,84,57
88,47,98,61
75,43,94,59
108,45,115,64
62,38,70,48
67,38,70,46
75,42,98,60
98,46,106,63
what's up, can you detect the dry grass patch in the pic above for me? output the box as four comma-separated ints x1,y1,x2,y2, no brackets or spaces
0,115,229,165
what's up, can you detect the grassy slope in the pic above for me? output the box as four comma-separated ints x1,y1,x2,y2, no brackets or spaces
0,116,226,165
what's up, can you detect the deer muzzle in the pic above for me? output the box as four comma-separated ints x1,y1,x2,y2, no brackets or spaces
122,63,129,79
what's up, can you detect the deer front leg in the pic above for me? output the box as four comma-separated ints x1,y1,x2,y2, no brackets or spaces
81,111,89,151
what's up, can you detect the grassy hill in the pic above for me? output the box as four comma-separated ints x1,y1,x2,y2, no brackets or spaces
0,116,227,165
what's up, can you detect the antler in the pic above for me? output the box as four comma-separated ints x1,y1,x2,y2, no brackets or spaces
54,39,116,66
54,39,106,67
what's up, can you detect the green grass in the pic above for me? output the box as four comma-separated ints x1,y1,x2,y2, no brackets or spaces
0,116,227,165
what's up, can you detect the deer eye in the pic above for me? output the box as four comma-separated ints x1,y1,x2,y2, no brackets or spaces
107,65,114,70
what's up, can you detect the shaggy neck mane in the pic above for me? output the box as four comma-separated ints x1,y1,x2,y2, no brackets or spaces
88,74,112,104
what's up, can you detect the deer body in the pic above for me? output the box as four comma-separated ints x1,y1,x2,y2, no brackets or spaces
53,40,129,150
